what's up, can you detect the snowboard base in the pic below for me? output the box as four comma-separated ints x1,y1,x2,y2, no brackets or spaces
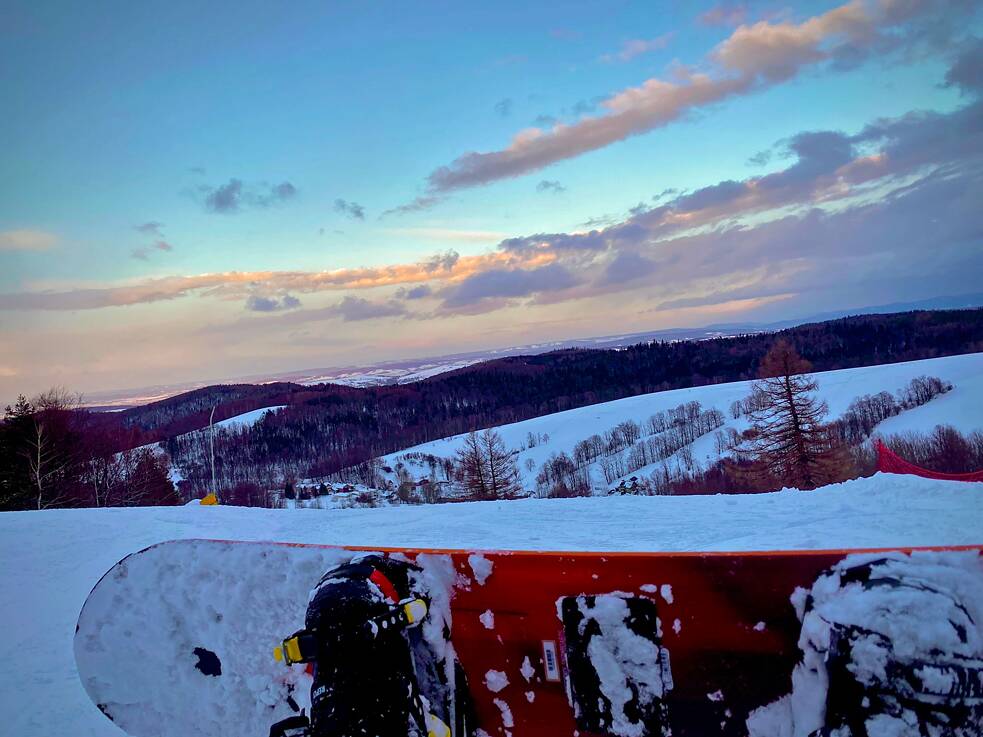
75,540,983,737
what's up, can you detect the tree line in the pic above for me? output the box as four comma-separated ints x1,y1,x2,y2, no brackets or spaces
2,308,981,508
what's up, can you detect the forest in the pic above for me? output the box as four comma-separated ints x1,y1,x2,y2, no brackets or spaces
2,308,982,509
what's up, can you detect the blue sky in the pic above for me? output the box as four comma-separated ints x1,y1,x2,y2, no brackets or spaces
1,0,981,398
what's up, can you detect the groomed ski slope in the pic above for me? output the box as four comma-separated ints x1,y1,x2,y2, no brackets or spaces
1,473,982,737
379,352,983,491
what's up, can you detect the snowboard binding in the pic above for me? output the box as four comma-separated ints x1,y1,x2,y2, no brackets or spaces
801,555,983,737
269,554,460,737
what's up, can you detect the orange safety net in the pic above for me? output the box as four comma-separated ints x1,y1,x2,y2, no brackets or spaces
876,440,983,482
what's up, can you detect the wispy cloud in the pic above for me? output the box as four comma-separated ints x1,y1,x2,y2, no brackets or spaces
245,294,301,312
600,34,674,63
380,195,446,218
420,1,974,194
0,229,58,251
131,241,174,261
4,46,981,330
699,3,748,28
439,262,580,310
536,179,567,194
0,249,552,311
384,228,507,243
334,199,366,220
198,178,298,213
134,221,164,236
333,295,407,321
494,98,513,117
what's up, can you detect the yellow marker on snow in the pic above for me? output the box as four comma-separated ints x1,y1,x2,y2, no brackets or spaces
200,493,219,506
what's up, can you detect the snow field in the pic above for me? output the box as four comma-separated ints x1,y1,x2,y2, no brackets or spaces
380,352,983,493
212,405,286,430
1,473,982,736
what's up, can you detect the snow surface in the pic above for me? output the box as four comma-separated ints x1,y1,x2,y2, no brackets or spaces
212,405,286,430
380,353,983,493
1,473,982,736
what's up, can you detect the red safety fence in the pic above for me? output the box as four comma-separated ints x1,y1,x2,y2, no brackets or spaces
876,440,983,482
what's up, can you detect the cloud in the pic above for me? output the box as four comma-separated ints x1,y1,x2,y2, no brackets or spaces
570,97,605,115
189,166,206,175
601,34,674,63
199,178,298,213
421,250,460,273
131,241,174,260
494,98,513,117
699,4,748,28
384,228,507,243
334,199,366,220
0,229,58,251
0,248,550,311
203,179,243,213
944,36,983,94
333,296,406,321
134,222,164,236
596,251,658,286
536,179,567,194
746,149,772,166
440,263,580,309
396,284,433,300
534,114,559,126
245,294,302,312
421,0,974,193
380,195,445,217
5,56,980,326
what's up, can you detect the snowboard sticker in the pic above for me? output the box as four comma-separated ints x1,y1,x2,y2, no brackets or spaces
74,540,983,737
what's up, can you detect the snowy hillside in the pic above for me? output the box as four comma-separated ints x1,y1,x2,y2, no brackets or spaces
379,352,983,494
212,405,286,430
1,474,982,737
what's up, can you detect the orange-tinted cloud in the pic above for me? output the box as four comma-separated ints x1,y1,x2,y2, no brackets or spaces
422,0,972,194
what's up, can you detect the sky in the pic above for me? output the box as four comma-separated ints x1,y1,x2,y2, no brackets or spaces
1,0,982,401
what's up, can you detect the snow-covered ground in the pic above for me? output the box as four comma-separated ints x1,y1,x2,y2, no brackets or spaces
2,473,982,737
380,353,983,492
212,405,285,430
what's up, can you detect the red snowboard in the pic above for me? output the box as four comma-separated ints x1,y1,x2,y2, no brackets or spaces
74,540,983,737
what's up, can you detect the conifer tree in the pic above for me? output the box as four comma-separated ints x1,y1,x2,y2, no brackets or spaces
742,339,848,490
456,429,521,499
455,431,489,499
481,429,522,499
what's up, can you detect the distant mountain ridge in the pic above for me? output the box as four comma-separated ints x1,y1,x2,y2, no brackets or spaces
102,309,983,491
82,292,983,410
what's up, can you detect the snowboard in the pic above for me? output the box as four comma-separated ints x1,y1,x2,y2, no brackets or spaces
74,540,983,737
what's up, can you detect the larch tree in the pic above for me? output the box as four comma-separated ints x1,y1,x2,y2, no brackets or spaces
456,429,521,499
481,429,522,499
741,339,848,490
456,431,490,499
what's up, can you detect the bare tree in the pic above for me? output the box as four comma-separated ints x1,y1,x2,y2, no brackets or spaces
22,389,82,509
481,429,522,499
456,431,489,499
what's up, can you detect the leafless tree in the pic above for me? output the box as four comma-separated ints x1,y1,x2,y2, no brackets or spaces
481,429,522,498
740,340,849,490
22,388,82,509
456,431,489,499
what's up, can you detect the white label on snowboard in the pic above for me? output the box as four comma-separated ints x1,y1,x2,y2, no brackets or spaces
659,647,674,692
542,640,561,681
